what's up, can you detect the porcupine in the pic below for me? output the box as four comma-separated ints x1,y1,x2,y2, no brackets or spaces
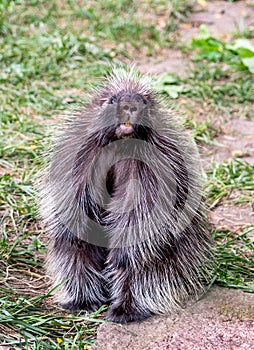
39,67,213,324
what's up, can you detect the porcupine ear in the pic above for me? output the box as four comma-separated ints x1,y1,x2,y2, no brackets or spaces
96,91,113,107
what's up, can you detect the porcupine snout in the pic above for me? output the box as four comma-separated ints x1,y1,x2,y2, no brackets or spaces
112,92,148,137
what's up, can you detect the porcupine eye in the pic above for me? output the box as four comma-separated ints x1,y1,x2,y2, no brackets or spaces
142,97,148,105
109,96,117,104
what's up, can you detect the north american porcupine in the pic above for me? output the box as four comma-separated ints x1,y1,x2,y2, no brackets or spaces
39,67,213,324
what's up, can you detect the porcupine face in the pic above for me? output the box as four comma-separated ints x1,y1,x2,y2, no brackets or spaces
106,91,150,139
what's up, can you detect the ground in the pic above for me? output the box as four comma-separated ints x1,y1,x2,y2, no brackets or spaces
95,287,254,350
0,0,253,349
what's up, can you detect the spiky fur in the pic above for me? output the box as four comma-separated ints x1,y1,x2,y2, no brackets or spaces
39,67,213,323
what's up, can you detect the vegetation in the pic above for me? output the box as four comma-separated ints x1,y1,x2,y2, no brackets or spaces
0,0,253,348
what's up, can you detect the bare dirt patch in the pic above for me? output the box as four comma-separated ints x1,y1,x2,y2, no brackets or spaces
204,119,254,165
179,0,254,42
138,50,189,75
210,203,254,228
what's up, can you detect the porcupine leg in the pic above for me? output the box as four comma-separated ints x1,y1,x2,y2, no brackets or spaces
46,230,108,312
105,222,212,323
105,247,153,323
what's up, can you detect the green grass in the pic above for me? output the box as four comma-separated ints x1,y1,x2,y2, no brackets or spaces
206,159,254,208
1,0,254,348
206,160,254,292
214,225,254,292
0,291,107,349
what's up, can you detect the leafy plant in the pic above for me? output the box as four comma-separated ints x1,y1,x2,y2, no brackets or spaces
153,73,183,98
192,25,254,73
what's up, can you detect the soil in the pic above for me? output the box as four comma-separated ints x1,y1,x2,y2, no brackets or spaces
178,0,254,43
94,2,254,349
203,119,254,165
210,203,254,228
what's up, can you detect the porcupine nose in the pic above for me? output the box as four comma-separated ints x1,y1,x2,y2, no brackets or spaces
119,103,138,124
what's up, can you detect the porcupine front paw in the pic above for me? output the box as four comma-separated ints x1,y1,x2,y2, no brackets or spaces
106,304,152,324
61,298,105,313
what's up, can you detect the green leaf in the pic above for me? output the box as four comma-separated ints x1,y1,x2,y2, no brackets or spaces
161,85,183,98
241,57,254,73
228,39,254,53
155,73,179,85
198,24,211,39
153,73,183,98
